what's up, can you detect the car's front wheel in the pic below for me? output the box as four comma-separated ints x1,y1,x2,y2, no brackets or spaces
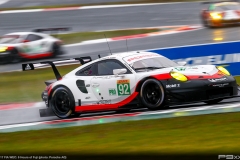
50,86,80,119
140,79,165,110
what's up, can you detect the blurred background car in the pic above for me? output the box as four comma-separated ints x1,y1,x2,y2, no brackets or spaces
201,1,240,28
0,28,69,64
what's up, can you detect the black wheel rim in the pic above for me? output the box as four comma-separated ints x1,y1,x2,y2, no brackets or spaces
53,90,71,114
143,82,162,105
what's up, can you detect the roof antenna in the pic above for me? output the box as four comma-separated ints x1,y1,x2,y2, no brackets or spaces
104,34,112,55
126,39,129,52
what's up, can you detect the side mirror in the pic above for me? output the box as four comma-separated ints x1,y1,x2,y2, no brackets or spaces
177,61,187,66
113,68,127,75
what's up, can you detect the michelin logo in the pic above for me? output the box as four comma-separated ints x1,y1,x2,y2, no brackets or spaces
208,78,227,82
174,53,240,65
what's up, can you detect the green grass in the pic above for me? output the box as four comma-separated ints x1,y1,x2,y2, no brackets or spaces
0,112,240,154
0,67,240,104
0,65,79,103
0,0,201,11
54,28,160,44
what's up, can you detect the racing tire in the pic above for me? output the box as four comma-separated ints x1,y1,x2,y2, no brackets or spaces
51,43,62,57
140,79,165,110
50,86,80,119
7,49,21,63
204,99,223,105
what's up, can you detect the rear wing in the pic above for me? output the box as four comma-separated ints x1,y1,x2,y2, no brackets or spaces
32,27,70,33
22,56,92,80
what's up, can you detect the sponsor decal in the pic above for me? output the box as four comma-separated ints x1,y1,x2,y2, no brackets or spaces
96,100,111,104
174,53,240,66
166,84,180,88
109,88,117,96
126,54,158,63
212,83,229,87
175,67,186,71
208,77,227,82
117,79,131,96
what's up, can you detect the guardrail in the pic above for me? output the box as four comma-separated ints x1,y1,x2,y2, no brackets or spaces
147,40,240,76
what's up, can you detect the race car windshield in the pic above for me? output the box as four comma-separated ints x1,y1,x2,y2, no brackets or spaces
213,4,240,11
0,35,20,44
132,57,178,72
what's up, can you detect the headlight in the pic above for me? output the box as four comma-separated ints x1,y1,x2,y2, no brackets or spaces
170,71,188,82
0,47,8,52
217,66,230,76
210,12,222,19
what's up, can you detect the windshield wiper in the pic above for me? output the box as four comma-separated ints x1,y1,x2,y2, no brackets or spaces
134,67,165,71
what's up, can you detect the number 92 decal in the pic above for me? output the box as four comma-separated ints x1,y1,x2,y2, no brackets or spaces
117,79,131,96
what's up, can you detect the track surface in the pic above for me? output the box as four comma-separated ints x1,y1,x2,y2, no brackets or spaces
1,2,240,126
0,98,240,126
0,2,203,35
0,0,131,8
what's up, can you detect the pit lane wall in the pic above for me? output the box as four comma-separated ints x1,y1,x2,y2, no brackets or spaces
147,41,240,76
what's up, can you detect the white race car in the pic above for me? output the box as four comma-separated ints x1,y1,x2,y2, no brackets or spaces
0,28,68,63
22,51,239,119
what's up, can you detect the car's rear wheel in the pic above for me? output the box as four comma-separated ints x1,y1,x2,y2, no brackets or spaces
50,86,80,119
204,99,223,105
51,43,62,57
140,79,165,110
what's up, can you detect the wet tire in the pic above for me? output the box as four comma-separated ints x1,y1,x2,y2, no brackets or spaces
140,79,165,110
204,99,223,105
51,43,62,57
50,86,80,119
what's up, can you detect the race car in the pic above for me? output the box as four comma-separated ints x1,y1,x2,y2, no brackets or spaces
22,51,239,119
201,1,240,27
0,27,68,63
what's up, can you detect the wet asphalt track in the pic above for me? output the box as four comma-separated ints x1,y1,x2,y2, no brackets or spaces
0,0,131,8
1,2,240,126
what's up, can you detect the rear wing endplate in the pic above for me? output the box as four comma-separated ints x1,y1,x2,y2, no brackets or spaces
22,56,92,80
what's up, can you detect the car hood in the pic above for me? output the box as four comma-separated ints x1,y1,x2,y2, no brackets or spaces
170,65,218,75
140,65,219,76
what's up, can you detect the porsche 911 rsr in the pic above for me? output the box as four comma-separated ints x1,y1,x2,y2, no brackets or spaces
0,28,68,64
201,1,240,27
22,51,239,119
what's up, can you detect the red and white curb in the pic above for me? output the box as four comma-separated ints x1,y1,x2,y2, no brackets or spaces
0,102,44,111
65,25,203,47
0,2,186,14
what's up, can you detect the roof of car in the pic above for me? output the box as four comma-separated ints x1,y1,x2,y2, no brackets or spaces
109,51,162,58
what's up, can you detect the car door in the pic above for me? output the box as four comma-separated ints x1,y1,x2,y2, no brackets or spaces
21,34,44,54
90,59,136,107
74,63,99,106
